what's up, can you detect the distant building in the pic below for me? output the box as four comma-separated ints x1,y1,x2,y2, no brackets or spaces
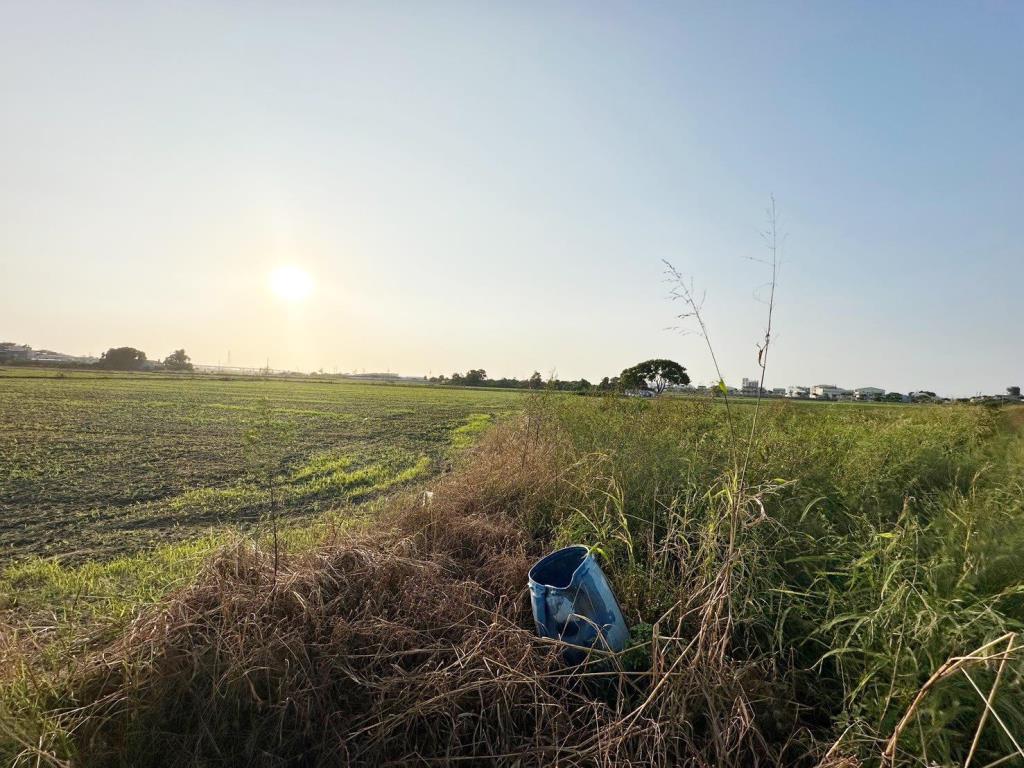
741,377,761,396
854,386,886,401
786,385,810,399
344,372,400,380
625,389,655,398
1,343,99,365
0,342,32,362
811,384,854,401
28,349,98,365
771,387,787,396
970,393,1021,405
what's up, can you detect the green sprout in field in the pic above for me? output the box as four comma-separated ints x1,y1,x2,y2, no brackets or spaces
243,397,297,575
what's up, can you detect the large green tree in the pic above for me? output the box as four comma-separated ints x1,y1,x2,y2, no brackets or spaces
97,347,147,370
619,359,689,395
163,349,193,371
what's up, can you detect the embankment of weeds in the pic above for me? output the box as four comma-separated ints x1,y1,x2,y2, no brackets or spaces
539,398,1024,763
4,398,1024,767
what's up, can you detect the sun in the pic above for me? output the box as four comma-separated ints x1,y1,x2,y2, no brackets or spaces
268,265,314,302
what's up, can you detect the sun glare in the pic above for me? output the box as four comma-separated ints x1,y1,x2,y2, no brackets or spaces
269,265,314,302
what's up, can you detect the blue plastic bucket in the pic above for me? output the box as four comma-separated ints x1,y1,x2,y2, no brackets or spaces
528,545,629,663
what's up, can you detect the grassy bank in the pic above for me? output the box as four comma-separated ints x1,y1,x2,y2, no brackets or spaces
3,394,1023,766
538,396,1024,763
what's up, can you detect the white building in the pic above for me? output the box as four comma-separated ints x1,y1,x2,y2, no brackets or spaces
854,386,886,401
741,377,761,396
811,385,854,401
1,343,97,365
786,385,810,399
0,343,32,362
29,349,97,365
625,389,655,398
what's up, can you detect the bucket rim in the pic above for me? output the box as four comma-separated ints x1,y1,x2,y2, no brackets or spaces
528,544,592,589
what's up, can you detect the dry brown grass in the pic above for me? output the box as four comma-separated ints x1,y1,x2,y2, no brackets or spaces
29,416,806,767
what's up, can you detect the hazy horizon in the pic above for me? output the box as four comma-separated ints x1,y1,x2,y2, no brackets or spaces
3,2,1021,397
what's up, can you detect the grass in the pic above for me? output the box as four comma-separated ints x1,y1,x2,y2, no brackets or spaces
2,374,1023,766
0,370,523,561
545,397,1024,765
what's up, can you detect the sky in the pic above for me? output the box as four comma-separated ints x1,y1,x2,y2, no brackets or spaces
2,1,1021,396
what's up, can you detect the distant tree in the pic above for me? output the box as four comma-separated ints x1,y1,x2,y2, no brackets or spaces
884,392,905,402
619,368,648,392
577,378,591,391
619,359,689,395
97,347,147,370
1008,386,1021,398
163,348,193,371
464,369,487,386
598,376,611,390
528,371,543,390
450,372,464,385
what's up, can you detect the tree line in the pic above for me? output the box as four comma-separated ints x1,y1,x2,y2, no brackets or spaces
428,359,690,394
96,347,194,371
427,369,587,391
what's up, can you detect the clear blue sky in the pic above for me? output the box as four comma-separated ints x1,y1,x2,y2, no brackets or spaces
2,1,1020,396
